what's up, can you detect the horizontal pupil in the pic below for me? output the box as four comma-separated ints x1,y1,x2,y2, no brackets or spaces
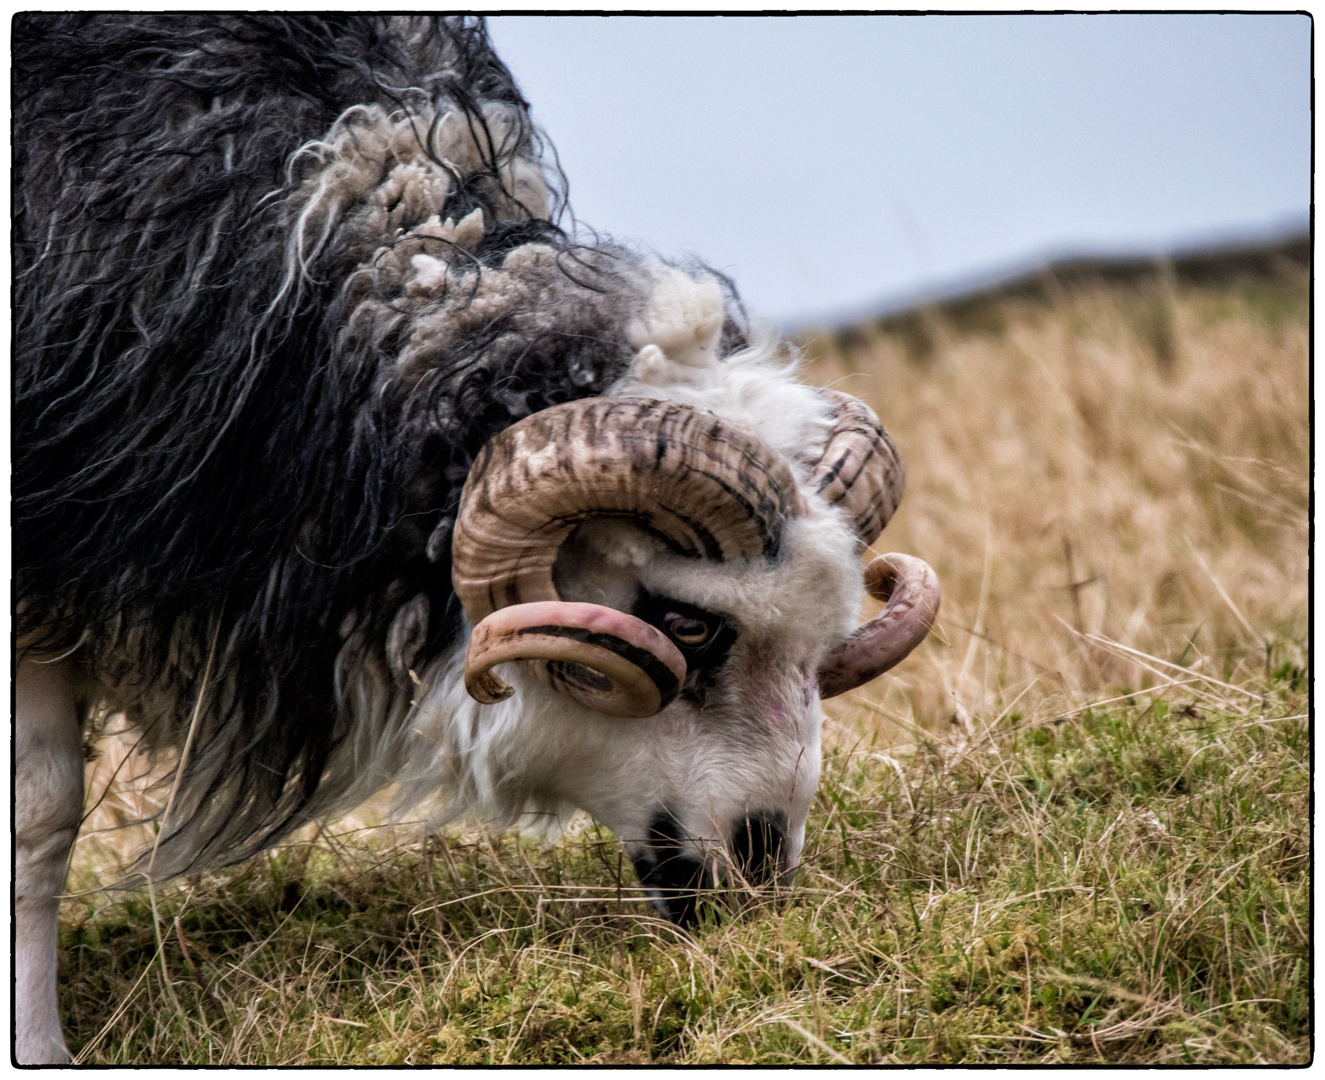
666,615,709,642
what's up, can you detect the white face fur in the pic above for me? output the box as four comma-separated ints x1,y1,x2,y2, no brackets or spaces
488,504,864,922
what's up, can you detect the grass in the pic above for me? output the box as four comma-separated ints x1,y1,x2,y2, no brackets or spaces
59,262,1309,1064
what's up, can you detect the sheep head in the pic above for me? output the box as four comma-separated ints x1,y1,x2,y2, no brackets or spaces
450,393,939,923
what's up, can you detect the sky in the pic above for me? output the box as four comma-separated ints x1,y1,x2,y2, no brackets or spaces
487,14,1310,329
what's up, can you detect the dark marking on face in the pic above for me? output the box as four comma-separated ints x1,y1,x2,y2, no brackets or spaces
630,809,709,927
632,592,738,707
728,810,788,886
801,668,817,709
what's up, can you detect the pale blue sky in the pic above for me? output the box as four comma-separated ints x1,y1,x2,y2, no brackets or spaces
488,14,1310,328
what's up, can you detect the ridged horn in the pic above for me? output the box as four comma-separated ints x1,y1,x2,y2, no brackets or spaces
810,390,906,548
452,397,806,715
464,601,687,718
452,397,806,619
817,553,940,699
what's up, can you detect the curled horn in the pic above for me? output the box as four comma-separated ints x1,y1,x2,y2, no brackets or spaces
818,554,941,699
808,392,938,694
810,389,905,549
463,602,687,717
452,397,805,717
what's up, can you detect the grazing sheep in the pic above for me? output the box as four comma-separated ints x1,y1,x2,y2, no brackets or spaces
13,14,938,1063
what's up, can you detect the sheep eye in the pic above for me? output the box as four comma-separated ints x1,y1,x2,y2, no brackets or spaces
664,613,712,646
632,592,736,684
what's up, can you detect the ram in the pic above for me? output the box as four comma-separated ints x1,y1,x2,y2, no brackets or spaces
14,14,939,1063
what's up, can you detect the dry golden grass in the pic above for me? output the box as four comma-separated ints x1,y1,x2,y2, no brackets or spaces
804,269,1308,739
60,265,1309,1063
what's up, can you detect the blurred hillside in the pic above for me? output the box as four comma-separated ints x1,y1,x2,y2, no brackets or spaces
811,234,1308,363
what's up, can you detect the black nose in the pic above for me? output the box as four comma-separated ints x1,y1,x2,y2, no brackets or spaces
728,810,789,886
630,811,708,926
629,810,791,927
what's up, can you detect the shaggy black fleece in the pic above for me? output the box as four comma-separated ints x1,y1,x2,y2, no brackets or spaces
14,14,717,872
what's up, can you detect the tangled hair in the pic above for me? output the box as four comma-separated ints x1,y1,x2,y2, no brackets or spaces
14,14,684,873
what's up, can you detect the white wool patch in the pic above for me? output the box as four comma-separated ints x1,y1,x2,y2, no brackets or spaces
625,265,725,368
611,265,837,480
390,650,591,832
405,208,487,295
282,102,549,306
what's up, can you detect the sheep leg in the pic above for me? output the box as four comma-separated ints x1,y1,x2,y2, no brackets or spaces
15,658,83,1065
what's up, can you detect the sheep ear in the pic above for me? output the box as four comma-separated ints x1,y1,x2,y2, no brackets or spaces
464,601,687,718
817,554,939,699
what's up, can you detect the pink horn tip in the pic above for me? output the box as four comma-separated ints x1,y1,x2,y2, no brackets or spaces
464,601,688,718
817,554,940,699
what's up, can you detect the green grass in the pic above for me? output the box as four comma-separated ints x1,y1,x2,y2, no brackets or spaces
60,666,1308,1064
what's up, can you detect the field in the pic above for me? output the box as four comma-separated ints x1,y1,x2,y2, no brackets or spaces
59,253,1309,1064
